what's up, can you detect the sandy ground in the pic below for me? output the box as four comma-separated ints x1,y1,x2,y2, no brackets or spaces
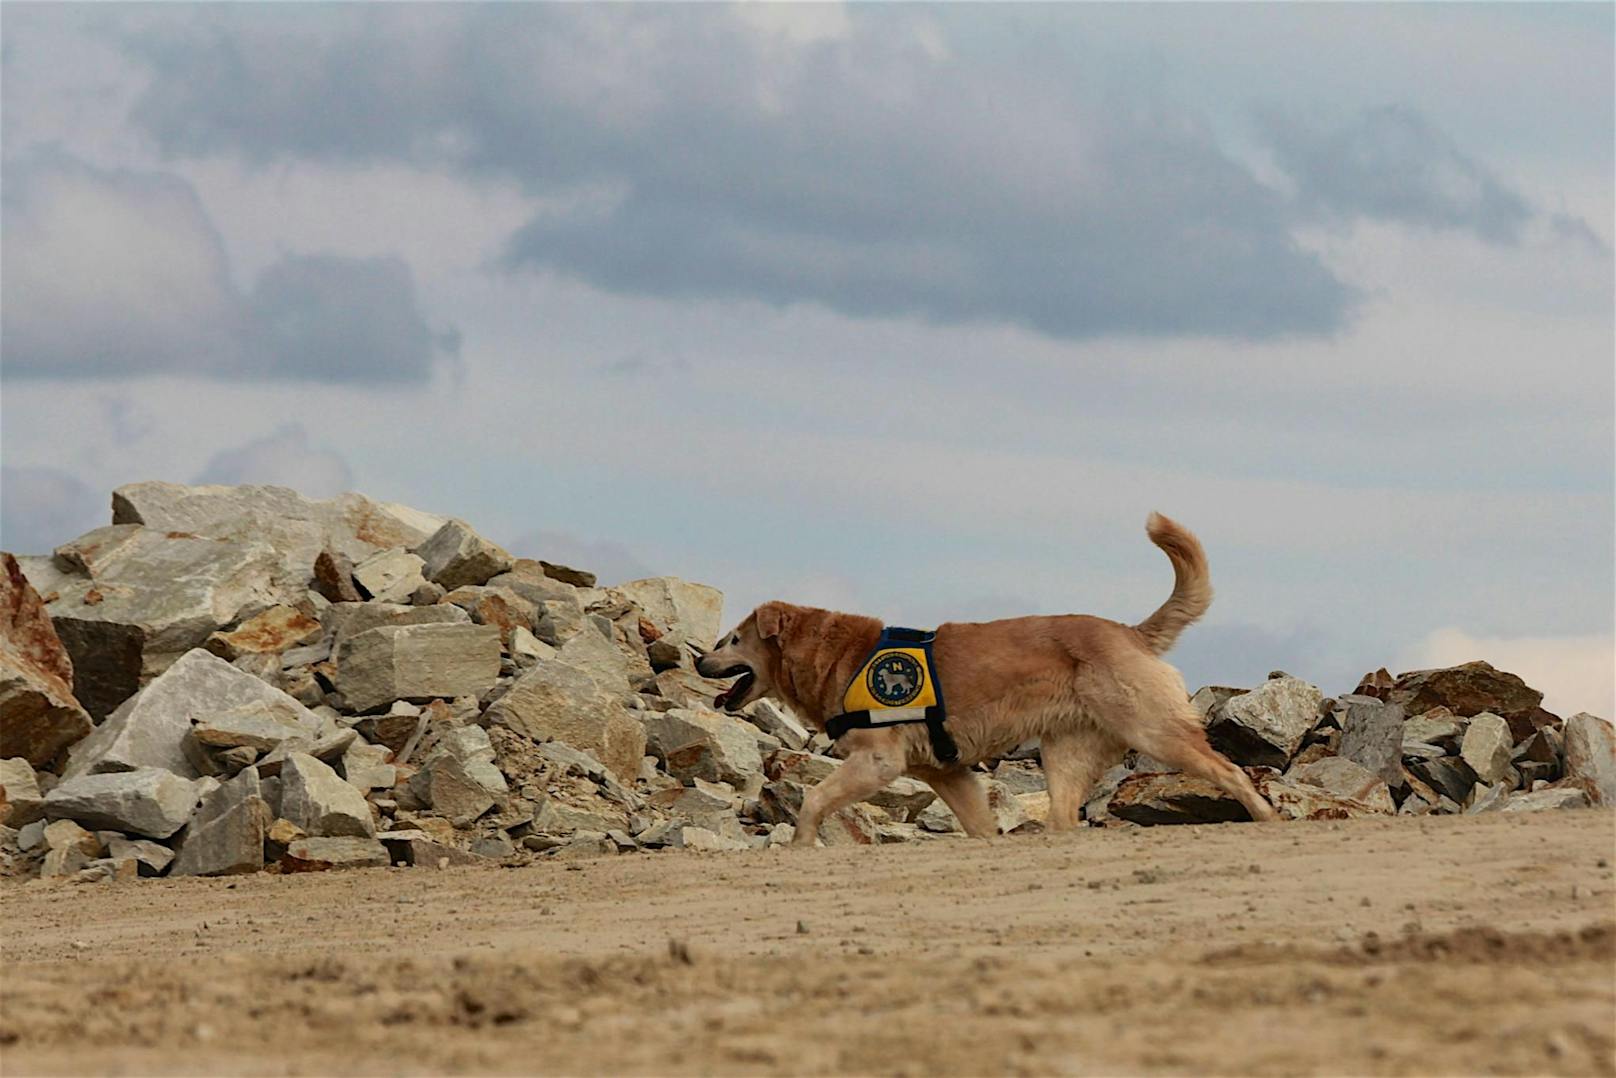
2,810,1613,1077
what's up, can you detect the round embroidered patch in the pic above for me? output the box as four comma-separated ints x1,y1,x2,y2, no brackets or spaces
867,651,924,707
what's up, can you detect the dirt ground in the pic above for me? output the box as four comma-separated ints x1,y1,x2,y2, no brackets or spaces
2,811,1613,1077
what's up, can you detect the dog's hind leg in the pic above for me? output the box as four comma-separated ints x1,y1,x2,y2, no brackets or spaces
792,746,906,847
1041,729,1125,831
923,768,998,837
1127,719,1279,823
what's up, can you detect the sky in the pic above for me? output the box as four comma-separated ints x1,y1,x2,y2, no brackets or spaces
2,3,1611,716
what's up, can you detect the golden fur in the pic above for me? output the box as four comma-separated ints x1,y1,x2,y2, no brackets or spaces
697,513,1277,845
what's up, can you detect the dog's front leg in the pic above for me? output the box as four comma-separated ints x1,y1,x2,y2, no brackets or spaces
792,742,905,847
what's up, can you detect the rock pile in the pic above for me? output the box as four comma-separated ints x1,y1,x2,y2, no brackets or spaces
1,482,1611,882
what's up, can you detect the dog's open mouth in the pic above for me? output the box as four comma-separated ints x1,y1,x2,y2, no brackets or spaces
712,665,755,711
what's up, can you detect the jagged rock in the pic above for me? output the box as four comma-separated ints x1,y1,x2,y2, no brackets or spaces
645,638,683,672
743,700,810,750
440,586,538,649
191,700,321,751
44,527,293,719
323,600,469,654
556,622,639,694
406,755,494,827
1336,695,1405,788
1082,764,1133,824
1263,777,1392,820
66,649,322,780
642,708,763,785
39,845,91,879
279,753,375,837
421,726,506,795
864,777,937,822
1500,785,1592,812
1409,756,1475,803
340,739,396,792
1403,707,1466,748
377,829,487,867
537,560,596,588
2,554,94,767
764,749,840,785
485,658,646,783
1191,685,1246,721
312,550,362,603
651,667,733,710
1562,713,1616,806
508,626,555,666
354,701,425,754
414,519,513,590
1285,757,1395,814
171,769,270,876
0,757,46,826
1385,661,1543,724
112,481,443,565
533,797,627,835
487,562,581,608
204,606,322,661
106,835,174,876
336,623,501,712
44,767,200,838
255,729,357,776
1206,676,1323,768
280,836,389,872
614,578,723,647
43,818,102,857
352,549,428,604
1459,713,1514,784
1109,772,1253,825
679,825,750,851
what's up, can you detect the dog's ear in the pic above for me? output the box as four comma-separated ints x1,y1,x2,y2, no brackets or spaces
754,601,794,642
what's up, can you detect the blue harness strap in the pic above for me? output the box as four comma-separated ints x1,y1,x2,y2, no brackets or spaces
826,627,959,764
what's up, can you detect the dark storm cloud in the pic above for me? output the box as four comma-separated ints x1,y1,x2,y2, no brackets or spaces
1259,105,1536,243
1,152,455,382
124,5,1354,340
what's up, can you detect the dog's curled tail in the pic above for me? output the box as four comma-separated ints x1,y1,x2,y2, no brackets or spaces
1134,512,1212,655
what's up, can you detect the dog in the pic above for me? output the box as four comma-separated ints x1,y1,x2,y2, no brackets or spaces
696,512,1278,846
875,667,915,698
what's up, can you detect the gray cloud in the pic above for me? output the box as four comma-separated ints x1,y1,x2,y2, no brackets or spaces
1259,105,1537,243
1,151,455,381
0,465,106,555
124,6,1353,340
193,423,354,498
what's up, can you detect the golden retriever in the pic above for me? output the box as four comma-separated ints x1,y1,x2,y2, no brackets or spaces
696,513,1278,845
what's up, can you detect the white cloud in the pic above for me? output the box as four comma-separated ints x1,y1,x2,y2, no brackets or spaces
1404,628,1614,718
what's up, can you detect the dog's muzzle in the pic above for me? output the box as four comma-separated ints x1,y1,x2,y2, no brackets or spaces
699,658,755,712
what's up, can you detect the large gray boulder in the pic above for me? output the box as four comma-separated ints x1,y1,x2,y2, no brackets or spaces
555,621,639,694
0,554,93,766
1285,756,1395,814
1206,676,1323,768
279,752,375,837
1335,695,1405,788
352,549,427,604
111,481,444,567
323,600,468,654
485,658,646,783
171,769,270,876
65,649,323,780
335,623,501,712
641,707,763,786
1459,713,1514,785
413,519,513,591
614,577,723,647
1562,713,1616,806
44,767,200,838
44,527,286,719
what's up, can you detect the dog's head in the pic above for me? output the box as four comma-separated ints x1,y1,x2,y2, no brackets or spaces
694,601,799,713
